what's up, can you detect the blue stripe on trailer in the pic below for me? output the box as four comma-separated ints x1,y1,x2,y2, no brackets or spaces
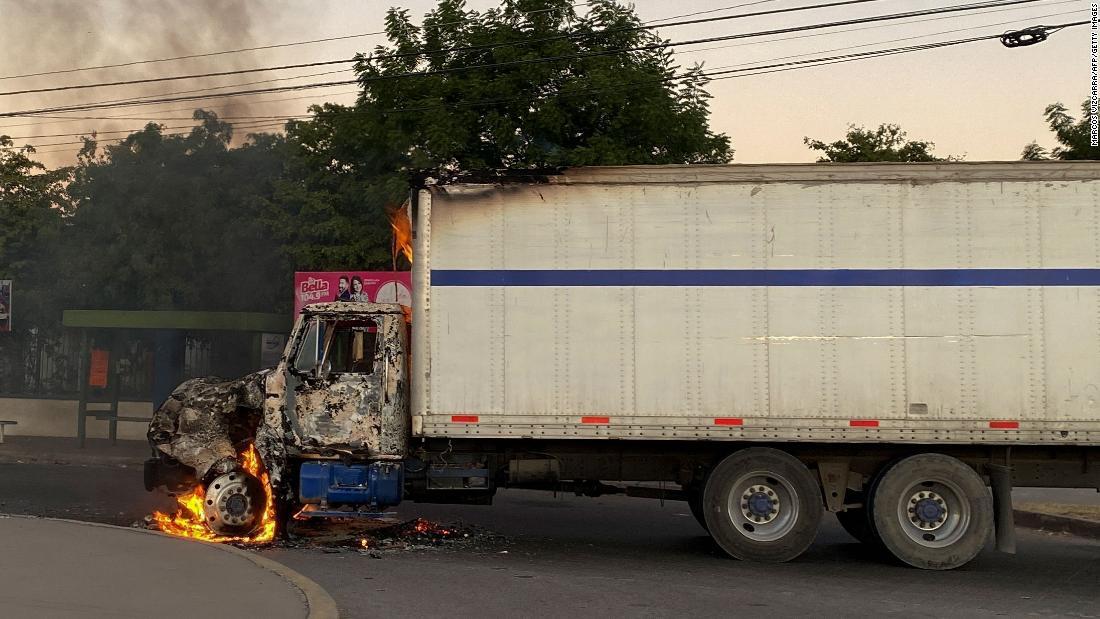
430,269,1100,287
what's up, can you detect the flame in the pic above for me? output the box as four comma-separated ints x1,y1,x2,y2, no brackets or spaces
408,517,453,537
152,444,276,544
390,201,413,265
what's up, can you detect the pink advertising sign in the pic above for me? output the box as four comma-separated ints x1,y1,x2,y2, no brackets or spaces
294,271,412,316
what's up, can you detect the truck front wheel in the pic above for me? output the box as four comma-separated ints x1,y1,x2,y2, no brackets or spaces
702,448,823,562
869,453,992,570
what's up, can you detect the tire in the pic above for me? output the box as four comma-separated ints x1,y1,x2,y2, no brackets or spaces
702,447,824,563
835,507,876,545
870,453,992,570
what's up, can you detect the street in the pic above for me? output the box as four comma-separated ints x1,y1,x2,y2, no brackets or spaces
2,461,1098,618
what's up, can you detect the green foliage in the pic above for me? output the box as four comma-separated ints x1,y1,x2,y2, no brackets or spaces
7,1,736,321
1039,100,1100,160
804,124,951,163
0,137,69,327
262,0,732,271
355,0,731,171
257,105,410,272
51,112,291,314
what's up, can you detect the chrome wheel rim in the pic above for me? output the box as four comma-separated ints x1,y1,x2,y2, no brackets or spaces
894,479,971,548
726,471,800,542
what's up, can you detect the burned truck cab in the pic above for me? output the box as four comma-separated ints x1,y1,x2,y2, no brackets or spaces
264,302,410,516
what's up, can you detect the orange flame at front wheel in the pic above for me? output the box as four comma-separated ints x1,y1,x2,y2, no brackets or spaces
152,444,276,544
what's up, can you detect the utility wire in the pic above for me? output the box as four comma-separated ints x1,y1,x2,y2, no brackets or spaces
2,0,1068,131
365,0,891,65
36,0,1066,121
342,20,1088,116
0,0,1053,118
0,2,595,81
0,58,356,98
0,119,289,150
16,19,1083,150
678,0,1079,55
0,90,360,127
1,116,309,140
0,0,770,96
0,0,1018,98
16,20,1071,156
12,8,1072,141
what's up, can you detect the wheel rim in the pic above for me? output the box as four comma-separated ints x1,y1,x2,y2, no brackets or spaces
894,478,971,548
726,471,800,543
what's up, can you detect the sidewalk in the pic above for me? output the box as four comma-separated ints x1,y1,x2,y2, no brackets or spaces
0,435,150,467
1012,488,1100,539
0,515,334,619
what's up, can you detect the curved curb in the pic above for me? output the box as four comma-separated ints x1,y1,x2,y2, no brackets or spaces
1014,509,1100,541
0,513,338,619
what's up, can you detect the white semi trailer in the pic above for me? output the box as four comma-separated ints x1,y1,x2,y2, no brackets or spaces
148,162,1100,570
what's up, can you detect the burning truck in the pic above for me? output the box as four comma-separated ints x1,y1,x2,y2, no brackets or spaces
147,164,1100,570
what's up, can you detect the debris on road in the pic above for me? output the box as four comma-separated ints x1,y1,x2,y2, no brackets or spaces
284,516,504,555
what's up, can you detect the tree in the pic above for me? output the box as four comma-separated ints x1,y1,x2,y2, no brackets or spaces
265,0,733,270
1035,100,1100,160
804,123,952,162
0,137,69,327
354,0,732,171
1020,141,1049,160
52,112,291,314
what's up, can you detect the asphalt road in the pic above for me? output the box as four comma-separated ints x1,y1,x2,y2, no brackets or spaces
2,462,1098,618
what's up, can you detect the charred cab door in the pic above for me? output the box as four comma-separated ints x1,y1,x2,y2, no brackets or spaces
286,316,406,457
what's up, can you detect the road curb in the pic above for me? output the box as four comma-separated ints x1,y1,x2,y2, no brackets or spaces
1014,509,1100,540
0,513,339,619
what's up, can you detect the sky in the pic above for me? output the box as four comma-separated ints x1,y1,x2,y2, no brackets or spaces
0,0,1090,168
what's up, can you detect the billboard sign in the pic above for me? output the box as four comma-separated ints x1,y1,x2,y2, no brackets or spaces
294,271,412,316
0,280,10,332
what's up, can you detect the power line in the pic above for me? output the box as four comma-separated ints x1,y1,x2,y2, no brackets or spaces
0,2,596,82
0,0,768,96
34,0,1065,122
0,90,360,128
21,20,1081,156
353,20,1087,116
366,0,891,66
646,0,779,23
0,58,356,98
22,17,1081,150
689,7,1080,65
3,1,1069,133
1,115,310,140
0,0,1002,99
0,119,290,150
677,0,1079,55
0,0,1053,118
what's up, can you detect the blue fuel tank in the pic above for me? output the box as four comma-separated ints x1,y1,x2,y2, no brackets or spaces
298,461,403,508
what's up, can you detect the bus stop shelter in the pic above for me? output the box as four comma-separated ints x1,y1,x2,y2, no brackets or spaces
62,310,292,446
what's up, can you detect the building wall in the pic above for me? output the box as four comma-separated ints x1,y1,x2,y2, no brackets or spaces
0,397,152,440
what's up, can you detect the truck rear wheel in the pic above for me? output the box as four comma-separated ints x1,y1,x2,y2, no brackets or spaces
869,453,992,570
702,448,823,562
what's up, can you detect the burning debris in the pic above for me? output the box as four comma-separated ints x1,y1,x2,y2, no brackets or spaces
280,516,499,554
